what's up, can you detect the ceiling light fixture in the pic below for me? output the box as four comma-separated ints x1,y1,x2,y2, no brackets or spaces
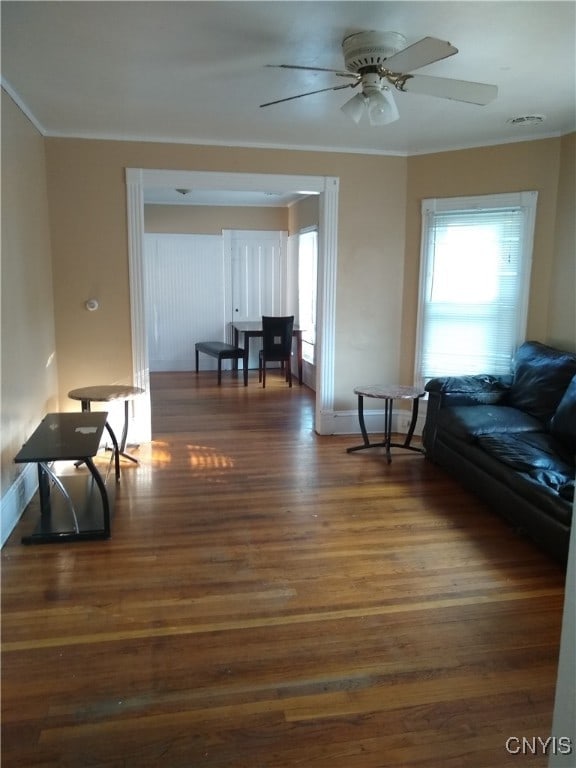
341,73,399,126
340,93,366,124
175,188,191,195
506,114,546,126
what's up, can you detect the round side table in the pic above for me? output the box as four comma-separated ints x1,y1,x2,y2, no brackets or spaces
68,385,144,474
347,385,425,463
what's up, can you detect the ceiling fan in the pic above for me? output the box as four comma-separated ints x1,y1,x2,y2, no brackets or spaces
260,31,498,126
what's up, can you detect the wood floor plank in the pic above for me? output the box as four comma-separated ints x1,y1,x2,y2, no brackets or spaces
1,371,567,767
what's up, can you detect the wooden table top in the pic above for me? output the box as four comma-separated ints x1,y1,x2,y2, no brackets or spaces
68,385,144,403
353,385,425,400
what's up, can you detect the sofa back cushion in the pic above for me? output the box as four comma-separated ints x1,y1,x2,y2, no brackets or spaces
506,341,576,422
550,375,576,453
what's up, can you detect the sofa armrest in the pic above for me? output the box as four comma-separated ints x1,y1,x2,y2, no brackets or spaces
423,375,512,457
425,374,512,407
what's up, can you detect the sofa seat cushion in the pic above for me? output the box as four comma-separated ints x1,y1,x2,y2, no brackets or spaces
477,432,574,475
433,431,574,527
506,341,576,421
436,405,544,442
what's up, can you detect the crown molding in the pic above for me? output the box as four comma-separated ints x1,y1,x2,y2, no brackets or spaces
1,78,46,136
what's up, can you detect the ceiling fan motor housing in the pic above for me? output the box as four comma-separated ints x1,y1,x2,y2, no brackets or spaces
342,31,407,73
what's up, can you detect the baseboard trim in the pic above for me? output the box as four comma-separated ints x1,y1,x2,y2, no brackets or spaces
316,407,426,437
1,464,38,547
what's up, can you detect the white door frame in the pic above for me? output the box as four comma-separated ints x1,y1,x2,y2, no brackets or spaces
126,168,339,439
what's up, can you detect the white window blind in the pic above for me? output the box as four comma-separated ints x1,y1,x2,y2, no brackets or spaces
298,229,318,364
415,191,537,386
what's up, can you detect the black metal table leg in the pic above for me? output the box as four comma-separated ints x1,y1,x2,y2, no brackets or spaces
84,456,110,537
347,385,426,460
346,394,379,453
402,396,420,448
114,399,139,464
384,397,393,464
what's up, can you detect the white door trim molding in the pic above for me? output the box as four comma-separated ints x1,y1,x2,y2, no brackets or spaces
126,168,339,438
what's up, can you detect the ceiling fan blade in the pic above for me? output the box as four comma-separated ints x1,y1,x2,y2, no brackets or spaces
266,64,358,80
383,37,458,74
260,82,356,108
398,74,498,105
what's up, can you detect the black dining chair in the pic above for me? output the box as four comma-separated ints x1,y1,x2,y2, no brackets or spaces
259,315,294,388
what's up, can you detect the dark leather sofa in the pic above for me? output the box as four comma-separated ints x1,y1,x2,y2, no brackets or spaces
423,341,576,565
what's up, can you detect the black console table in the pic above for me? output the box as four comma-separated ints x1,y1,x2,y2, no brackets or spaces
14,413,115,544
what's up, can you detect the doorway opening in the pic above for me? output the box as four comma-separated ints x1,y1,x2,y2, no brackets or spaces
126,169,339,441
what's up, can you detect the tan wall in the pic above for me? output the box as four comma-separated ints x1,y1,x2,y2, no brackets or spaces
401,137,568,384
1,91,58,495
41,134,572,421
144,204,288,234
44,139,407,410
289,196,320,234
548,133,576,352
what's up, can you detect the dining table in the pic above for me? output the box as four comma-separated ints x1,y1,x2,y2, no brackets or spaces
230,320,304,386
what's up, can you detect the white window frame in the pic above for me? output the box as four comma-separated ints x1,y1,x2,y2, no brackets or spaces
298,227,318,365
414,190,538,389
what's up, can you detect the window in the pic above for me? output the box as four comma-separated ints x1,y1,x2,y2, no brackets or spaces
415,191,537,387
298,228,318,364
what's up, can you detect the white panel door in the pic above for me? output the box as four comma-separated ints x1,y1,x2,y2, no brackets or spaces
143,234,229,372
225,230,288,367
226,230,287,321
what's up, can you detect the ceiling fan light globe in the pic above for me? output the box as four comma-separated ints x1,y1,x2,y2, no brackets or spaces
341,93,366,124
367,90,399,126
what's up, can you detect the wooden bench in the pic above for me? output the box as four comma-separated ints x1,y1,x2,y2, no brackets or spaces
195,342,244,385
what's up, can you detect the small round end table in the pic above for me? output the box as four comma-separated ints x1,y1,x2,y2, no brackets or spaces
68,385,144,475
347,384,425,464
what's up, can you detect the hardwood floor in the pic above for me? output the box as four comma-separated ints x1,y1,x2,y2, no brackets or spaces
1,371,567,767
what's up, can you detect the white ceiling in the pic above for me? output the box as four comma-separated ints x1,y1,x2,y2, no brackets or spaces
143,187,312,207
2,1,575,160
